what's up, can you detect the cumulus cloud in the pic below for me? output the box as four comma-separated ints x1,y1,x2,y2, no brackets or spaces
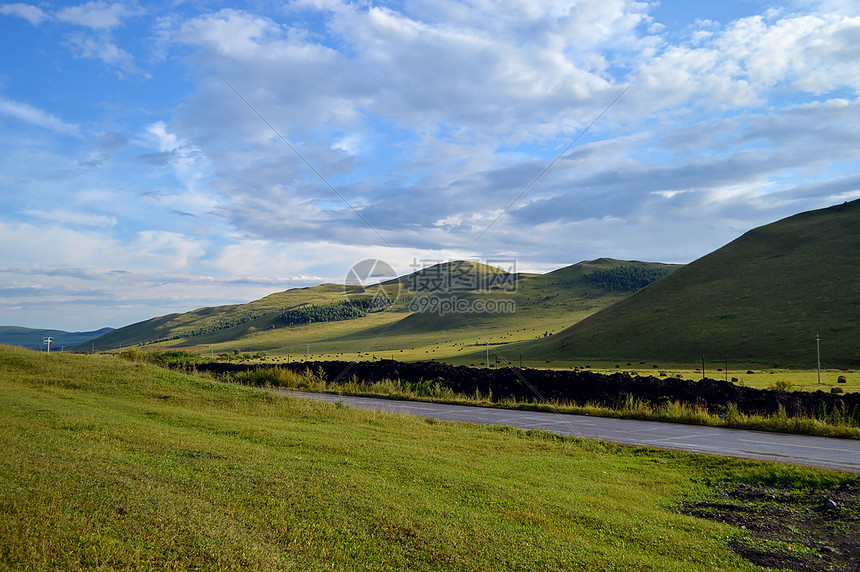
142,2,860,270
166,2,644,141
154,2,656,259
632,12,860,115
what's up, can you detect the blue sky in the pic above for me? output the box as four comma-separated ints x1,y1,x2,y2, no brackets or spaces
2,0,859,331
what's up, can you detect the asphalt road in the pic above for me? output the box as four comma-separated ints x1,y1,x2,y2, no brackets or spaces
282,390,860,473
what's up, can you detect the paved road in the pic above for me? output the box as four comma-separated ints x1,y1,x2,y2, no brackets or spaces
282,390,860,473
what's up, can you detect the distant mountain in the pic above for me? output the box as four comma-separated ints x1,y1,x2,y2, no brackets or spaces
0,326,114,350
520,199,860,367
77,259,680,357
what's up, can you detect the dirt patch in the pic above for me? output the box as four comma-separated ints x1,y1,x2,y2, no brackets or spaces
679,482,859,571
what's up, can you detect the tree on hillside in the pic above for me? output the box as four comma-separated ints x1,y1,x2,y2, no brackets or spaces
582,266,670,292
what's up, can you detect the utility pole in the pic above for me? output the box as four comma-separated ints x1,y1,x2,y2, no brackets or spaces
486,341,489,368
306,343,310,361
701,354,705,380
816,334,821,385
725,354,728,383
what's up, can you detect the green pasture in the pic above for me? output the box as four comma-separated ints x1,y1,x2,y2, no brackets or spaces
3,345,853,570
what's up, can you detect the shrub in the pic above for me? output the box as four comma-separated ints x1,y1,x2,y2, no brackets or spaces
768,379,793,392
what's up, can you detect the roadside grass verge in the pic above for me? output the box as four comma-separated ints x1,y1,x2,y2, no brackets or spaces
5,345,856,570
226,366,860,440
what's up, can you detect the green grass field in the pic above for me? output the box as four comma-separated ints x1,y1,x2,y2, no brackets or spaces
3,345,855,570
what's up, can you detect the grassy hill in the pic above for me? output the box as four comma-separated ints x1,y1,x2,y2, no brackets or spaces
2,345,852,569
80,259,680,361
0,326,113,350
518,199,860,367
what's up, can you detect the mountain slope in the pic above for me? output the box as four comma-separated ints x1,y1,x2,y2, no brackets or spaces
521,200,860,367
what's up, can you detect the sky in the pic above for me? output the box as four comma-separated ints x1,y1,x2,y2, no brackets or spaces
1,0,859,331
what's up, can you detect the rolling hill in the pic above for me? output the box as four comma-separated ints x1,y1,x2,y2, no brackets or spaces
0,326,114,350
78,259,680,360
518,199,860,367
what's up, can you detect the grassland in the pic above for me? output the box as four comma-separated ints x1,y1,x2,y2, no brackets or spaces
3,345,855,570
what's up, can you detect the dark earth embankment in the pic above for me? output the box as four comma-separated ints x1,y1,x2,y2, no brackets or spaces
196,360,860,420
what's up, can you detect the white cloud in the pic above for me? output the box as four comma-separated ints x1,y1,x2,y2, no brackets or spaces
153,2,659,261
140,122,218,213
133,230,207,269
632,12,860,117
210,238,480,286
56,1,138,30
110,4,860,259
0,97,79,136
799,0,860,17
0,3,48,25
0,219,121,269
64,32,136,69
718,14,860,93
22,209,117,228
171,8,288,59
56,2,145,76
0,219,208,274
167,2,645,144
